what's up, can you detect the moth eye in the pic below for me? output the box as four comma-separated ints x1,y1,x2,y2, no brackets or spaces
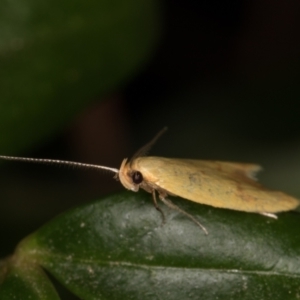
132,171,143,184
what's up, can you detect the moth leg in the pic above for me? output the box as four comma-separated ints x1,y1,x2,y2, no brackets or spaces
260,212,278,219
152,190,166,224
159,196,208,235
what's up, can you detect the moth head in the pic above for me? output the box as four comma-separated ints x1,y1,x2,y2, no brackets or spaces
118,158,143,192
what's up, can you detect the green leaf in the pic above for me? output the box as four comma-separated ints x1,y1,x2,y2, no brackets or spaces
16,192,300,299
0,256,59,300
0,0,161,153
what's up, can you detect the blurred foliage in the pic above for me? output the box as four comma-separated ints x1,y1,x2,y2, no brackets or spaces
0,0,160,154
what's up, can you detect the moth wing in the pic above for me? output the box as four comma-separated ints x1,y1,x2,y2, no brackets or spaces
189,160,262,182
133,157,299,213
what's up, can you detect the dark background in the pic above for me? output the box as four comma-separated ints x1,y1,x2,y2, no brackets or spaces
1,1,300,297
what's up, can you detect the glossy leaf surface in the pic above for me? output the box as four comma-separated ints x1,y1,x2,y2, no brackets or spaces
16,192,300,299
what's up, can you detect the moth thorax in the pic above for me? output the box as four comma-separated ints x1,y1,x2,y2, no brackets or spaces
118,158,140,192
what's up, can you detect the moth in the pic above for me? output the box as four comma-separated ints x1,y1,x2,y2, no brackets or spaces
0,128,299,234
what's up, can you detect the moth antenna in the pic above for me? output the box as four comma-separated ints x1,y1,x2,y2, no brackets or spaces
130,127,168,163
0,155,119,174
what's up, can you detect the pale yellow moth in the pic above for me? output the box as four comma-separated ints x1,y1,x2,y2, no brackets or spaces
0,128,299,234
